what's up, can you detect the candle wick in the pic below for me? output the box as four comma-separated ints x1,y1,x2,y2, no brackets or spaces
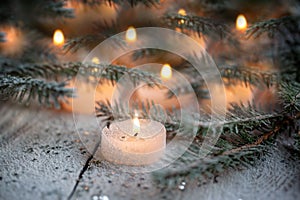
134,133,138,137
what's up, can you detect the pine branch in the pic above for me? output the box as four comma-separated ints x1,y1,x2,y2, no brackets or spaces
73,0,160,7
168,65,281,98
0,62,160,86
153,105,283,187
152,81,300,188
63,34,126,53
164,13,232,39
246,15,300,39
95,100,180,132
0,61,78,79
153,143,268,187
246,16,300,80
42,1,75,18
0,75,73,108
63,35,103,53
106,0,160,7
278,82,300,113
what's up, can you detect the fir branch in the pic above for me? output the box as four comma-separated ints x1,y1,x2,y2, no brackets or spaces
0,61,78,79
0,75,73,108
168,65,281,98
246,15,300,39
42,1,75,18
63,35,103,53
154,110,283,187
164,13,231,39
152,82,300,188
220,65,280,87
63,34,126,53
95,100,180,132
70,0,160,7
278,82,300,113
106,0,160,7
0,62,160,86
153,143,268,187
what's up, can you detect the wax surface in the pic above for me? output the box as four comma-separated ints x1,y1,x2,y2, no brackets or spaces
101,119,166,166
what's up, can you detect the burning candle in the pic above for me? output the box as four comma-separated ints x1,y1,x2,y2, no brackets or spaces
178,9,186,24
101,116,166,165
236,14,248,32
133,64,181,110
53,29,65,46
126,26,137,42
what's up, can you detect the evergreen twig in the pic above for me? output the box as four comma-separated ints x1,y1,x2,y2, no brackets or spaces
0,75,73,108
246,16,300,39
164,13,232,39
0,62,160,86
42,1,75,18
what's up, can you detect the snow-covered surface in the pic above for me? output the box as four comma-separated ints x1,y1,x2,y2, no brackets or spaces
0,104,299,200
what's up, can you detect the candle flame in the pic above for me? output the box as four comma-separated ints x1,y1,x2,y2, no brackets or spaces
126,26,137,42
178,9,186,24
178,9,186,16
92,57,100,64
133,114,140,134
236,14,247,31
161,64,172,80
53,29,65,46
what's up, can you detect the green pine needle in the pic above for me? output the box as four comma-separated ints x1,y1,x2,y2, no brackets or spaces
0,75,73,109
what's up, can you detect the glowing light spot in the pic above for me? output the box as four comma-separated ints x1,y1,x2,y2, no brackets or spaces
126,26,137,42
132,113,140,134
161,64,172,80
92,57,100,64
178,9,186,24
53,29,65,46
178,9,186,16
236,14,247,31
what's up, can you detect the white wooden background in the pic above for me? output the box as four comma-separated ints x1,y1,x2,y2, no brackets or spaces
0,104,299,200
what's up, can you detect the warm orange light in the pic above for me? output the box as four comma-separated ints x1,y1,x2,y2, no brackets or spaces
178,9,186,16
53,29,65,46
126,26,137,42
92,57,100,64
133,114,140,134
236,14,247,31
161,64,172,80
0,26,26,56
178,9,186,24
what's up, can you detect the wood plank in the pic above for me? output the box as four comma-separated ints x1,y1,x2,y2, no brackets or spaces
71,146,300,200
0,105,93,200
0,104,299,200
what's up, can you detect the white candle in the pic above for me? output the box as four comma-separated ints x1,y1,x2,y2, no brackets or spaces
101,117,166,166
133,64,181,110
